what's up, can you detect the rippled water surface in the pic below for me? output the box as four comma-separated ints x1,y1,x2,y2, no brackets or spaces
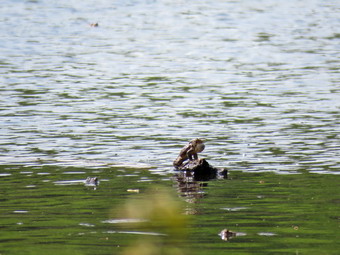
0,0,339,254
1,0,339,172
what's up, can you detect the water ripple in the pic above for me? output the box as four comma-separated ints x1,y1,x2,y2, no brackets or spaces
0,0,339,174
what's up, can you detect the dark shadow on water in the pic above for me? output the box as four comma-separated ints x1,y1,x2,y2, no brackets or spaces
173,159,228,205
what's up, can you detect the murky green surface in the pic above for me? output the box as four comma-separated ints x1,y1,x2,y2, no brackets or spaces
188,171,339,254
0,0,339,254
0,166,339,254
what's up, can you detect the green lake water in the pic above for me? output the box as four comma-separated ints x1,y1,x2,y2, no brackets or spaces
1,165,339,254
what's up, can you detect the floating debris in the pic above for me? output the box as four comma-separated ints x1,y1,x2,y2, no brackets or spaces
177,159,228,181
127,189,140,193
85,177,98,186
218,229,246,241
218,229,237,241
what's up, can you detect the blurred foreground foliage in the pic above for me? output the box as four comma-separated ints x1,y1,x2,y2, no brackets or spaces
115,186,190,255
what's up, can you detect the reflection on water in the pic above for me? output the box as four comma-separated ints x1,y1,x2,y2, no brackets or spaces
174,165,228,205
175,171,207,203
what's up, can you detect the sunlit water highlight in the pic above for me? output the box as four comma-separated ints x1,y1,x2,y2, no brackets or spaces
1,0,339,174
